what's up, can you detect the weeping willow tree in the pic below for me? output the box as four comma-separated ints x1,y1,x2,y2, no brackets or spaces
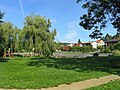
0,22,19,53
0,13,57,57
0,11,4,56
23,15,57,56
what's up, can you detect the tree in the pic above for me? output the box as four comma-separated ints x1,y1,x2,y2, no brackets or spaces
113,41,120,50
23,15,56,56
102,34,113,41
0,12,4,47
112,33,120,39
0,13,57,57
78,39,82,43
1,22,13,49
0,11,4,25
77,0,120,39
0,11,4,57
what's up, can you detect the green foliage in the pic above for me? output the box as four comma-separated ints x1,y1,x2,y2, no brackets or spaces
102,34,113,41
23,15,56,56
2,56,120,89
0,14,56,57
77,0,120,38
103,47,111,53
112,50,120,56
0,22,19,53
78,39,82,43
0,11,4,24
97,46,103,52
71,46,92,52
0,11,4,50
87,80,120,90
113,41,120,50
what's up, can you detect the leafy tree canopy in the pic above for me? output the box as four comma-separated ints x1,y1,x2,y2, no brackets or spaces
23,15,57,56
101,33,113,41
0,11,4,49
0,11,4,24
0,13,57,57
77,0,120,39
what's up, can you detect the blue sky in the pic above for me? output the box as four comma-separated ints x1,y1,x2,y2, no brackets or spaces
0,0,117,43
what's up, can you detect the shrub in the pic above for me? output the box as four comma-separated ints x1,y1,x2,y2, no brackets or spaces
111,61,120,68
82,46,92,52
97,46,104,52
71,46,82,52
103,47,111,53
71,45,92,52
112,50,120,56
113,41,120,50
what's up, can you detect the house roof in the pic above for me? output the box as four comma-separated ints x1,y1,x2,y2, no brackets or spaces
105,40,119,43
104,37,120,43
96,40,102,43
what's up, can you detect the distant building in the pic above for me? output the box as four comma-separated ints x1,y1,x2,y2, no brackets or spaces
82,40,105,48
105,37,120,46
91,42,98,48
68,43,74,47
73,43,82,47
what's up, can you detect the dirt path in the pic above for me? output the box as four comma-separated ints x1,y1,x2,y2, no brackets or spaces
41,75,120,90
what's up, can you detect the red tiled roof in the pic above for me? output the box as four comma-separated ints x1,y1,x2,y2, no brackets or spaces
96,40,102,43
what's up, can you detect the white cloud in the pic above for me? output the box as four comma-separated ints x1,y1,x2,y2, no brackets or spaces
19,0,25,18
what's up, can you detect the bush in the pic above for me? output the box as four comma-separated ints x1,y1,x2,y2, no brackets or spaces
71,46,82,52
71,46,92,52
113,41,120,50
111,61,120,68
112,50,120,56
97,46,103,52
103,47,111,53
82,46,92,52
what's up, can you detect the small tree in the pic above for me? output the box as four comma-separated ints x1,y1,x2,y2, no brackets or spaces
97,46,104,52
78,39,82,43
103,47,111,53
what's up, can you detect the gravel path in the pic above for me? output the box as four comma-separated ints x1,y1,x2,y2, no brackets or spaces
0,75,119,90
41,75,120,90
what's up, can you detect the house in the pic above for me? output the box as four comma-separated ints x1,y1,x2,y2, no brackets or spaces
61,43,73,47
68,43,74,47
105,37,120,46
59,43,73,51
91,42,98,48
82,40,105,48
96,40,105,46
82,42,91,46
60,40,105,49
73,43,82,47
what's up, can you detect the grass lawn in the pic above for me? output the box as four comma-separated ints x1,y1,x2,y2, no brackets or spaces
87,80,120,90
0,56,120,89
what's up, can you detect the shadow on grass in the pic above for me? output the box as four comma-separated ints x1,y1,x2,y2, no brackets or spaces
27,56,120,75
0,57,9,62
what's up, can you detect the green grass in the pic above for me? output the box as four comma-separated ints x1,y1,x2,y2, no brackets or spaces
0,56,120,89
87,80,120,90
